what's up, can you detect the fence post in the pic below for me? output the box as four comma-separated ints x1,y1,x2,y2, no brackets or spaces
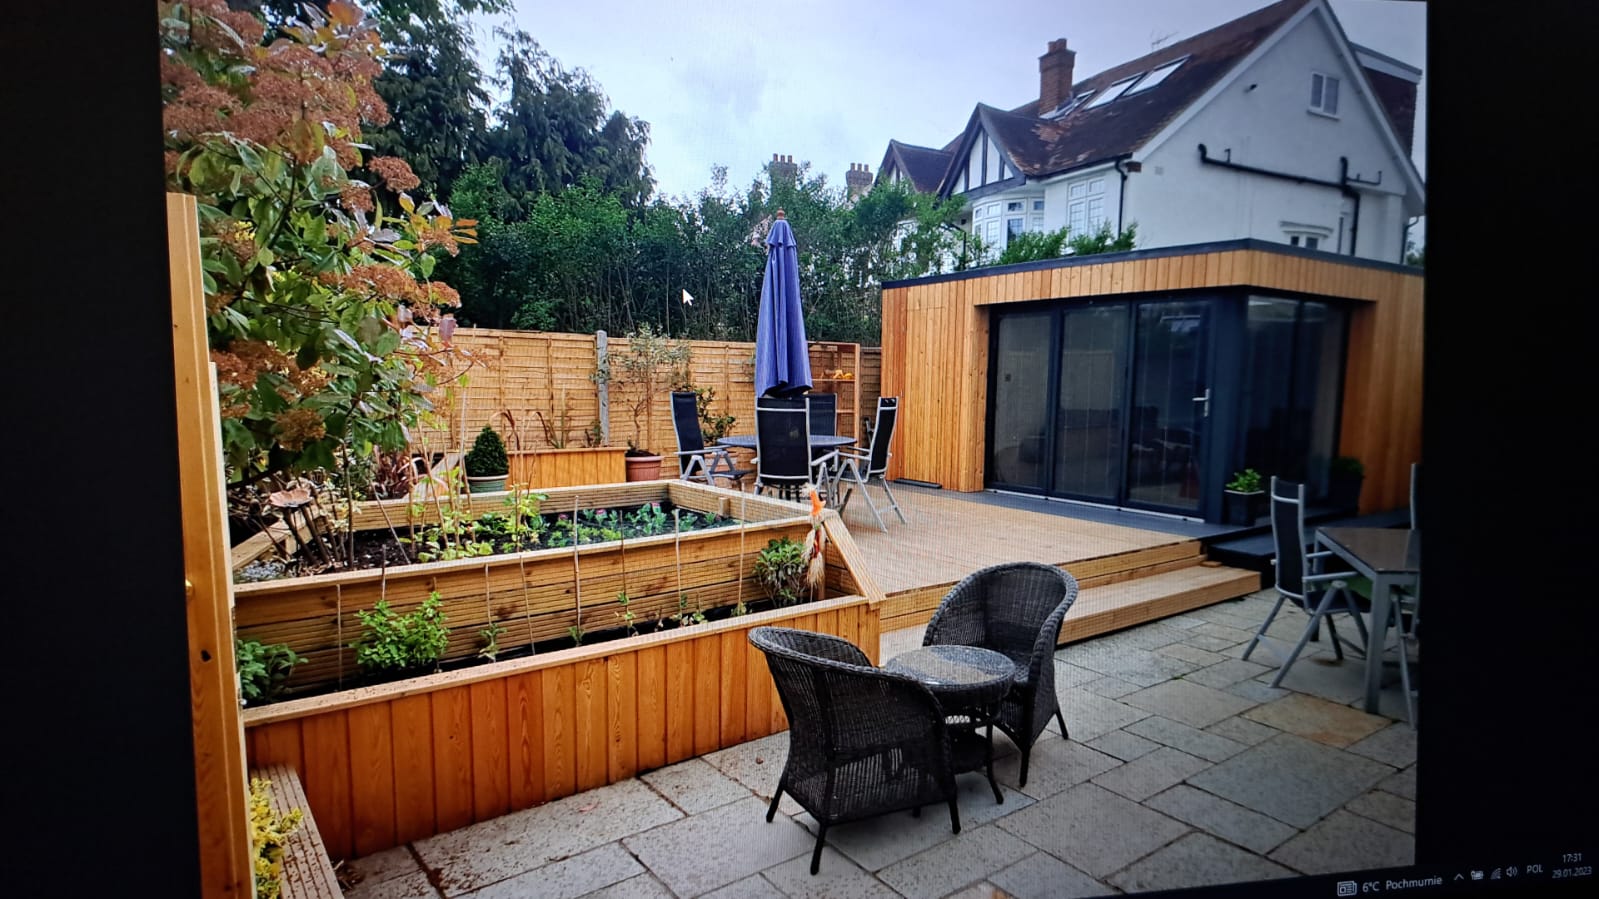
595,329,610,445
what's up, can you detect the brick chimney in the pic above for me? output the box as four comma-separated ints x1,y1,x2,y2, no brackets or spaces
769,153,798,184
1039,38,1077,114
845,163,872,199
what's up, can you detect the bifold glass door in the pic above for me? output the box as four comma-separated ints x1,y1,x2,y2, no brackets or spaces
988,299,1212,515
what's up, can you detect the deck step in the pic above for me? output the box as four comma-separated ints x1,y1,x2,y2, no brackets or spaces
1059,563,1261,644
252,763,343,899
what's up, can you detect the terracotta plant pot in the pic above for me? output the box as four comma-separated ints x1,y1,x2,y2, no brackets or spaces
624,454,663,481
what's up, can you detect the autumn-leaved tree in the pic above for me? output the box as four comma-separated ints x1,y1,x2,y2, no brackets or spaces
160,0,479,556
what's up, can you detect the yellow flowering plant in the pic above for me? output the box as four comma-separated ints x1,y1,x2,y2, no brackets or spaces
248,778,304,899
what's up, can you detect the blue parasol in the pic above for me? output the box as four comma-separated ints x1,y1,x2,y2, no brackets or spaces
754,210,812,398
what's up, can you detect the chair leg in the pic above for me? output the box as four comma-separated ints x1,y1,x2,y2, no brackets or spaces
1325,614,1346,661
766,776,786,822
1241,592,1289,662
810,825,828,875
947,793,961,834
877,476,909,524
1269,591,1344,688
1018,744,1031,788
1055,708,1070,741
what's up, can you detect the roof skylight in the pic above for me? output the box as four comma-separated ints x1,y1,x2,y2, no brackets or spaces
1084,77,1139,109
1127,57,1186,94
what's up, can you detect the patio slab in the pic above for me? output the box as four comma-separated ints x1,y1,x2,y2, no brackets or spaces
1053,687,1151,741
1184,657,1274,690
580,874,676,898
1204,714,1280,746
1143,784,1298,855
458,842,641,899
342,844,424,895
988,851,1111,899
1107,832,1297,894
698,875,787,899
1089,746,1212,802
1085,729,1161,762
346,871,438,899
875,824,1035,898
1379,764,1418,801
994,782,1189,879
1121,679,1260,729
791,773,1033,872
1065,644,1199,688
1346,789,1417,834
411,778,681,896
701,733,805,817
1346,723,1419,768
639,757,753,814
1156,642,1228,667
1242,693,1390,747
1124,715,1249,763
1186,733,1394,829
758,848,902,899
622,796,813,896
991,734,1123,800
1268,809,1415,875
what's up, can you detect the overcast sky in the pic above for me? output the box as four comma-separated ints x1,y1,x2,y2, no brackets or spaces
476,0,1424,230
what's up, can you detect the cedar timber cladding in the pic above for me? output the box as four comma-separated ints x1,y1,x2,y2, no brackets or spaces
879,242,1423,512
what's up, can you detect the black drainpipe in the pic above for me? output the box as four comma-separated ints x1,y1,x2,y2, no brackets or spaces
1197,144,1366,256
1113,156,1135,233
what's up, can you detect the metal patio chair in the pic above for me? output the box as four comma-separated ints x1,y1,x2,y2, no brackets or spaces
749,626,960,875
921,562,1080,788
753,397,838,503
830,397,907,531
670,391,750,488
1242,477,1372,686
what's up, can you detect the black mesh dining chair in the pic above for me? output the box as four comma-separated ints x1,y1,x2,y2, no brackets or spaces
806,392,837,437
1242,477,1371,686
753,397,838,502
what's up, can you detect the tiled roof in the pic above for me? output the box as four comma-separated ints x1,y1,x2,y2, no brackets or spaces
881,140,956,193
885,0,1325,192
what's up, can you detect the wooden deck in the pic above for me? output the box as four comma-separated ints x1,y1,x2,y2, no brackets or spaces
833,485,1259,641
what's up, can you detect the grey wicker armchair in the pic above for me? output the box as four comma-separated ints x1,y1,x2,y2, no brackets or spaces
749,627,960,875
922,562,1079,788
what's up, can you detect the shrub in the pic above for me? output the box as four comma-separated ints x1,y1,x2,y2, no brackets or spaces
351,593,452,674
236,639,308,705
248,777,304,899
464,425,509,477
754,537,809,607
1226,468,1264,492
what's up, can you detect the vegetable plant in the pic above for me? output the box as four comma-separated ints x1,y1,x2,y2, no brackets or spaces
754,537,810,607
1226,468,1264,492
351,593,451,675
236,639,308,705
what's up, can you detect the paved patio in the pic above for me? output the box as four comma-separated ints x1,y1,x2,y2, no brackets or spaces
338,589,1418,899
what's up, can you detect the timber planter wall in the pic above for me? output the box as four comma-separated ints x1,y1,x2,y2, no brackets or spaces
237,481,887,861
506,447,627,489
242,594,880,862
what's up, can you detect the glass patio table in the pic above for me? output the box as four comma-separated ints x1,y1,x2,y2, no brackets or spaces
885,645,1017,804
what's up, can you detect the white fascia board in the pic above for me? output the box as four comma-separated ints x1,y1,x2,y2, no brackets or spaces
1034,160,1121,187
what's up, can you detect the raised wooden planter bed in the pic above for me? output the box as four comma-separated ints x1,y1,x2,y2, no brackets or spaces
238,482,857,695
236,481,887,861
242,526,884,861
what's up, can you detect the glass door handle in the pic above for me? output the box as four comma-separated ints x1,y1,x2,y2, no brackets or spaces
1192,388,1211,417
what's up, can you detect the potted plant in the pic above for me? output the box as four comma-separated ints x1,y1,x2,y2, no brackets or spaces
1223,468,1265,525
463,425,509,493
615,324,692,481
1329,456,1365,510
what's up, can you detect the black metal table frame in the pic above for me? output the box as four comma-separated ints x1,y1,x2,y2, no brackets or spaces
884,647,1016,805
716,434,856,505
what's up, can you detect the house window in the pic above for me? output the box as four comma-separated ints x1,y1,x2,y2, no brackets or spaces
1085,76,1139,109
1007,201,1023,212
1310,72,1340,115
1068,177,1109,236
1283,224,1331,250
1032,200,1045,212
1007,217,1024,241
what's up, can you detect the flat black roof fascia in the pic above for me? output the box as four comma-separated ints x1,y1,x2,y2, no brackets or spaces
881,238,1422,289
